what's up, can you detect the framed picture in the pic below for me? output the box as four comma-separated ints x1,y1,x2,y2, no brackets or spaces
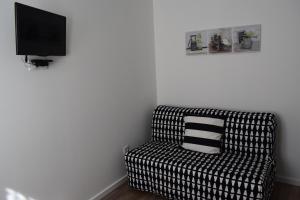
208,28,232,53
186,30,208,55
233,24,261,52
186,24,261,55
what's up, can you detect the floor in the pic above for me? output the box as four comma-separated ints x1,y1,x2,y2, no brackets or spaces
103,181,300,200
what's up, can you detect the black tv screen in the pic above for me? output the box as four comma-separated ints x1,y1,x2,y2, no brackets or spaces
15,2,66,56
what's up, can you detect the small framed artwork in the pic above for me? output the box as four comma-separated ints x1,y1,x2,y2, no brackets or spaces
186,30,208,55
233,24,261,52
208,28,232,53
186,24,261,56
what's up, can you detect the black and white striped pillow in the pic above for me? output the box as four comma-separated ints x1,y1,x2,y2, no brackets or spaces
182,115,225,154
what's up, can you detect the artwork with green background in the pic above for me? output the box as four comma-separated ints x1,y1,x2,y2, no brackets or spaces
233,24,261,52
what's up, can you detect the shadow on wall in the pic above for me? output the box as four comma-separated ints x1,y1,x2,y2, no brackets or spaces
6,188,37,200
275,114,284,176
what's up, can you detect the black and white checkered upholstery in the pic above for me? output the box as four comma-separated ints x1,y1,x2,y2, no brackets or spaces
125,105,277,200
151,105,276,157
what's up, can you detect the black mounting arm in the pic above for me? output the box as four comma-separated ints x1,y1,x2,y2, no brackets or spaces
24,55,53,67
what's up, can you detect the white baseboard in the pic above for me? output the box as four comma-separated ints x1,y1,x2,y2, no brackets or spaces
87,174,300,200
276,175,300,186
88,175,128,200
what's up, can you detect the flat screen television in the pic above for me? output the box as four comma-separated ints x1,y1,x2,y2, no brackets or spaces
15,2,66,56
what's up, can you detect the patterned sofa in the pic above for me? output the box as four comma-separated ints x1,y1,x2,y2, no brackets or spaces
125,105,277,200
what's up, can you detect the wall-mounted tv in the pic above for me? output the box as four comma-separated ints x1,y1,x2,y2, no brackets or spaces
15,2,66,56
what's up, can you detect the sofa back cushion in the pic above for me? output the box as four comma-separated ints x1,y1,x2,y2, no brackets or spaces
151,105,276,157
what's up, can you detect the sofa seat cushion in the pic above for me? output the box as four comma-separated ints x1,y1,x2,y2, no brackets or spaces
125,141,275,200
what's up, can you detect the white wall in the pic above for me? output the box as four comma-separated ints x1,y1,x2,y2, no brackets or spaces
154,0,300,184
0,0,156,200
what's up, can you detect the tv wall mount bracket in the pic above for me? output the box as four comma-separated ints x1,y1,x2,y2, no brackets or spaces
25,55,53,67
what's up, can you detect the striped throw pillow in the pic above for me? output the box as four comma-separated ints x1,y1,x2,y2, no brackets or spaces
182,115,225,154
